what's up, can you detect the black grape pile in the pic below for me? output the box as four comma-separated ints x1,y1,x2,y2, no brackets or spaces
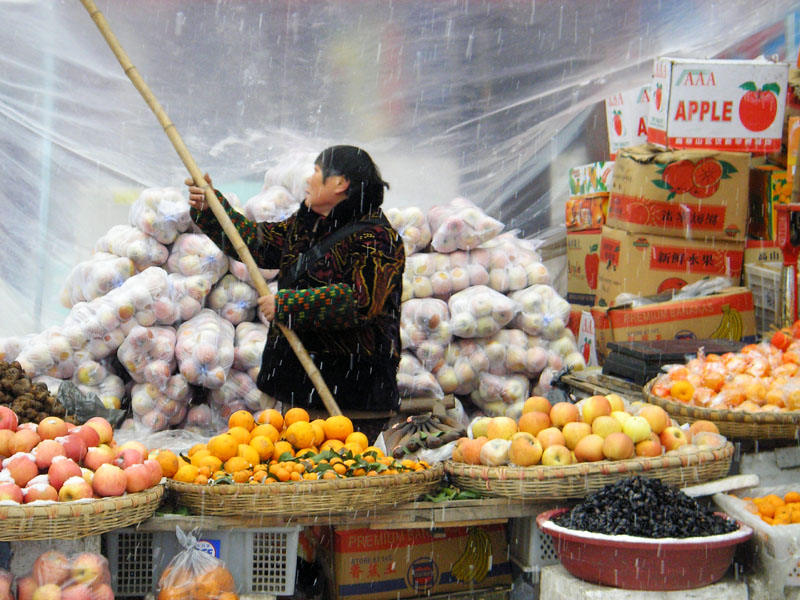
552,476,738,538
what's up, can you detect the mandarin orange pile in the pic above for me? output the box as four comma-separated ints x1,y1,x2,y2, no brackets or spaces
158,563,237,600
168,409,430,485
650,327,800,412
742,491,800,525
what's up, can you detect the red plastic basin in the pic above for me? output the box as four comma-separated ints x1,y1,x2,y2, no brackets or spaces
536,508,753,591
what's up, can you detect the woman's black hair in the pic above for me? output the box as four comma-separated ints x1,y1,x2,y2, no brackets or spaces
315,145,389,208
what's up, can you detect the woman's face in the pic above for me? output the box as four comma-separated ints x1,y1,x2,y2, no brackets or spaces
305,164,349,216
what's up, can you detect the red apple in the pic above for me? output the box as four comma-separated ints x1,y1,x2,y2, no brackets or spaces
688,420,720,441
486,416,518,440
32,550,70,586
517,411,551,437
605,393,625,412
115,440,148,461
114,448,144,470
92,464,127,498
61,585,92,600
58,476,94,501
522,396,552,415
602,432,635,460
549,402,580,428
15,576,37,600
635,433,663,457
33,439,66,471
0,406,17,431
0,570,11,600
37,417,68,441
580,395,612,425
56,434,87,463
23,483,59,503
84,417,113,445
124,463,152,493
31,583,61,600
0,430,13,458
143,458,163,486
9,429,41,454
0,481,23,503
508,434,543,466
541,444,572,466
574,433,605,462
622,416,652,443
638,405,670,435
70,553,108,586
48,457,82,491
89,584,114,600
562,421,592,450
536,427,566,450
70,426,100,449
17,422,38,432
660,426,689,452
2,453,38,487
83,445,115,471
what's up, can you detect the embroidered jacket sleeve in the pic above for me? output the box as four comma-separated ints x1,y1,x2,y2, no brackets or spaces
190,191,290,268
274,225,404,330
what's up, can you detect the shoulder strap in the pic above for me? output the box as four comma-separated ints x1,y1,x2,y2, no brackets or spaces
279,218,384,290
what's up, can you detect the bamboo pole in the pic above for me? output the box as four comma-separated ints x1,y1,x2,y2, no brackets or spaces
80,0,342,416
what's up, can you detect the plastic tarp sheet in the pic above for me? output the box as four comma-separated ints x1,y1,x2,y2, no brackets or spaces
1,0,799,336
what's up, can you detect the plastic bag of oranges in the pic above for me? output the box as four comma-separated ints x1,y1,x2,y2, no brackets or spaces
157,527,238,600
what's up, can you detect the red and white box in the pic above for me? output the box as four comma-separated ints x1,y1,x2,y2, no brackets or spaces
606,84,651,159
648,57,789,153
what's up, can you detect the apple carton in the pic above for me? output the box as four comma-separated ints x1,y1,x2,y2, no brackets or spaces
566,229,603,307
606,145,750,242
606,84,651,159
648,56,789,153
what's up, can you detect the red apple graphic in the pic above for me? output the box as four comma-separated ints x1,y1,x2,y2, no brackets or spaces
584,246,599,290
654,83,663,111
738,81,780,132
582,341,591,363
612,110,623,136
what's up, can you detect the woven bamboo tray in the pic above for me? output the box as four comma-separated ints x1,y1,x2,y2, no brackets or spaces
643,379,800,440
0,484,164,541
444,443,733,500
166,463,443,516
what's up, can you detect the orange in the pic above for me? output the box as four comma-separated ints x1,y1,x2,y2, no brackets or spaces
237,443,260,467
251,423,280,443
194,474,209,485
343,442,364,454
190,449,212,467
232,469,252,484
362,446,384,458
187,443,207,457
270,465,291,482
320,439,344,452
152,450,180,478
295,447,318,459
323,415,354,442
224,456,250,474
227,426,251,446
765,494,785,508
194,454,223,473
758,502,775,519
784,491,800,503
669,380,694,403
208,434,238,462
345,431,369,451
173,464,200,483
284,407,310,427
249,436,275,462
310,420,326,446
195,565,235,597
285,421,315,449
273,441,295,459
228,410,255,432
257,408,284,430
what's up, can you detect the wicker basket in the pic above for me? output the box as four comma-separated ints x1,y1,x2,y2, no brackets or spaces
643,379,800,440
167,463,443,516
0,484,164,541
444,443,733,500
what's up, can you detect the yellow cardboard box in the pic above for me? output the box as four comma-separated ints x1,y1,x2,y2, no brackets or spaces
591,287,755,357
747,165,791,240
597,225,744,307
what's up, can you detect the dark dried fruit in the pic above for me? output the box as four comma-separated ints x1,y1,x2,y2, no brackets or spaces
0,360,75,424
553,476,737,538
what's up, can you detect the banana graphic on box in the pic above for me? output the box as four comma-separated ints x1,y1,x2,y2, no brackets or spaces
710,304,743,341
451,527,492,583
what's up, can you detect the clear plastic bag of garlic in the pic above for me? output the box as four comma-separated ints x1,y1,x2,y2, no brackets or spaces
244,185,300,223
207,273,259,325
166,233,229,284
470,372,531,417
59,252,135,308
432,339,490,396
400,298,452,370
175,309,235,389
128,187,192,245
94,224,169,271
130,374,192,432
397,352,444,400
510,284,571,340
428,197,505,253
210,369,275,416
72,360,126,410
117,325,177,390
385,206,432,255
233,321,268,381
448,285,520,339
401,251,486,302
228,258,279,288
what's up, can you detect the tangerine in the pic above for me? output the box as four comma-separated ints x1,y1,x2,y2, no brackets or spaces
323,415,354,441
345,431,369,451
257,408,284,430
152,450,180,478
228,410,255,432
273,441,295,459
249,436,275,462
251,423,280,443
195,455,223,473
173,464,200,483
187,443,207,457
190,449,212,467
362,446,385,458
320,439,344,452
227,426,251,445
208,434,238,462
224,456,250,474
669,380,694,402
310,420,326,446
284,407,310,427
237,443,260,467
285,421,315,449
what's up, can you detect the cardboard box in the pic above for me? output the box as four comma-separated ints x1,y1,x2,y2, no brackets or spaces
566,229,602,306
607,145,750,241
568,161,614,196
597,225,744,307
647,56,789,152
566,193,607,231
592,287,756,357
329,525,512,600
744,239,783,264
747,165,791,240
606,84,651,159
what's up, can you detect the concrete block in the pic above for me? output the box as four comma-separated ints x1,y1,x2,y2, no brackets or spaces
8,536,101,579
539,564,748,600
